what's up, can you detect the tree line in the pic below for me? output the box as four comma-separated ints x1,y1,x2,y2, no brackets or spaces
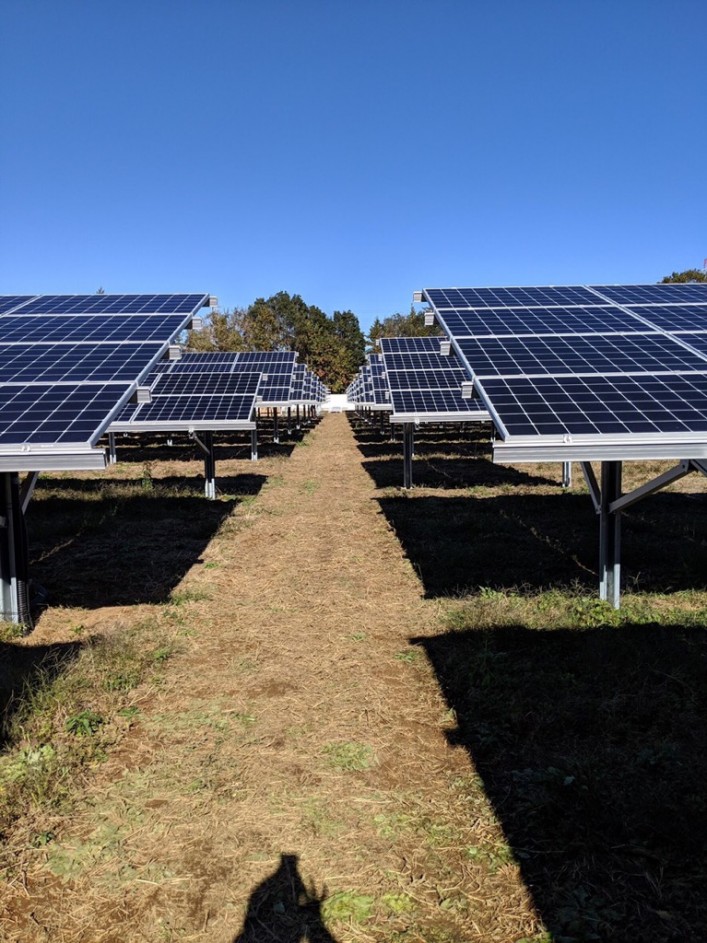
187,291,366,393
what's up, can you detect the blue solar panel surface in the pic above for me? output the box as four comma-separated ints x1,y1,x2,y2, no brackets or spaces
423,283,707,448
0,383,134,444
380,336,489,420
0,314,190,343
0,293,207,452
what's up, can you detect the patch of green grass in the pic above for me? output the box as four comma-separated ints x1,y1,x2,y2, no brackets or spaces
0,616,181,836
324,741,375,772
168,588,211,605
395,649,421,664
301,479,319,495
322,890,375,923
0,622,25,642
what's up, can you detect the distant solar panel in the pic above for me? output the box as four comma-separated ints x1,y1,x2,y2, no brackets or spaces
111,371,261,431
380,336,490,424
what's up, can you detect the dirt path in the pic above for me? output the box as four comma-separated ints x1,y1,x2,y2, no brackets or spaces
2,415,535,942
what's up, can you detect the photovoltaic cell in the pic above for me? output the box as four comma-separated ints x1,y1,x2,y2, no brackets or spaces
0,343,164,384
0,383,133,445
457,333,707,378
424,283,707,454
15,293,206,315
592,284,707,306
480,374,707,438
425,286,603,309
0,314,189,344
441,306,646,338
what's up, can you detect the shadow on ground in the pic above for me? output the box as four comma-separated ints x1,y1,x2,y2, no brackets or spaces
0,639,83,749
27,474,267,608
378,491,707,596
364,455,560,490
105,429,305,463
232,853,338,943
413,621,707,942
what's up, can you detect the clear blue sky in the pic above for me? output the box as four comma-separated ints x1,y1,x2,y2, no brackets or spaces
1,0,705,333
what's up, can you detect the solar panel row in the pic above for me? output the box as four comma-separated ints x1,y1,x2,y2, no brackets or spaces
0,293,208,463
422,282,707,460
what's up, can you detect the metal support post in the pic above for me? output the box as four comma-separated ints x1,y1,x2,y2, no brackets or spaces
562,461,572,488
250,428,258,461
287,406,292,435
202,432,216,500
0,472,31,626
599,461,622,608
108,432,117,464
403,422,414,489
273,408,279,444
296,405,301,429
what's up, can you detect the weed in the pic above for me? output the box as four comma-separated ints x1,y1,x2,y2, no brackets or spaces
0,622,25,641
65,709,104,736
324,741,375,771
381,892,415,915
322,890,375,923
395,649,420,664
151,646,173,664
302,479,319,495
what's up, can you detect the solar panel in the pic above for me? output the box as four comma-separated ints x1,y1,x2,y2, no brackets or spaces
0,296,36,315
0,314,190,344
0,293,209,470
455,333,707,378
592,284,707,305
379,336,490,424
13,293,207,315
425,286,602,309
110,371,261,431
423,283,707,460
0,383,134,445
441,306,646,338
0,342,165,384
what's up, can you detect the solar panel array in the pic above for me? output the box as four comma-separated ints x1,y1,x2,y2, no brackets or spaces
0,294,208,468
423,283,707,460
111,350,327,433
380,337,491,424
346,340,491,425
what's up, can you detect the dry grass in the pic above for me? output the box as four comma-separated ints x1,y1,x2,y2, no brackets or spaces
0,414,705,942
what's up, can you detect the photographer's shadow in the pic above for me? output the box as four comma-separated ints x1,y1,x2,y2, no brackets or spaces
233,854,338,943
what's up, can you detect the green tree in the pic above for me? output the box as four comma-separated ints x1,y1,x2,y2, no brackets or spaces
187,308,246,351
661,268,707,283
367,306,442,352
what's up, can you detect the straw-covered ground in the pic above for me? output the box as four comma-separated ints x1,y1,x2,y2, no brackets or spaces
1,412,706,942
